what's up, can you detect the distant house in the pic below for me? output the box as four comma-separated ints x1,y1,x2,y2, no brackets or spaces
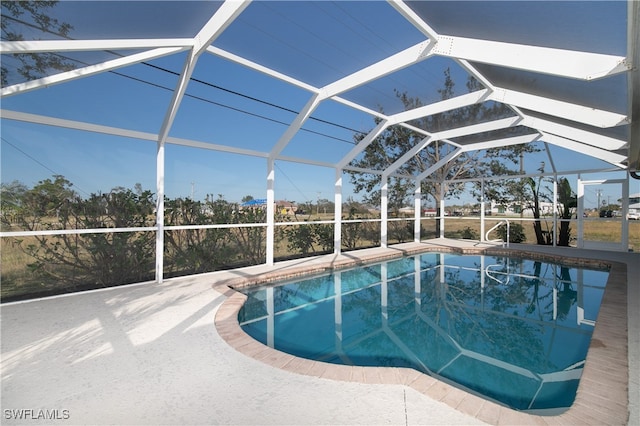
276,200,298,215
240,199,299,215
423,208,437,217
489,201,554,216
628,193,640,220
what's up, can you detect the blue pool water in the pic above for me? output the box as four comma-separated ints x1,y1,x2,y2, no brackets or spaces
238,253,609,412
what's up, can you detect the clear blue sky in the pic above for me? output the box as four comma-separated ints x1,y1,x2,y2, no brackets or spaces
1,1,636,208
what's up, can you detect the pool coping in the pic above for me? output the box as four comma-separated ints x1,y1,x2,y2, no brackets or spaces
213,243,629,425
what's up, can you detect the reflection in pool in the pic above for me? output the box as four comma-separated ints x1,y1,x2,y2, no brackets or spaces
238,253,608,413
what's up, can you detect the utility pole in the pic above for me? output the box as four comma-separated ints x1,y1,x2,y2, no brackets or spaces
596,189,602,209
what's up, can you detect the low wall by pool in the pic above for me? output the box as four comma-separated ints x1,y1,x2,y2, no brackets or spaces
213,242,629,425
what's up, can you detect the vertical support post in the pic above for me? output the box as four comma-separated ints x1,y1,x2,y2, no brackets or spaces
577,177,584,248
552,176,558,247
622,175,629,250
381,176,388,248
266,158,275,265
334,168,342,255
480,178,485,242
155,141,165,283
414,179,421,242
439,183,445,238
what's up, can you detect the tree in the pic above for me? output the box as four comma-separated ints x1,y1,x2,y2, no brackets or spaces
524,173,550,245
11,179,156,289
164,195,237,274
0,180,28,224
21,174,78,221
556,177,577,246
1,1,75,87
349,69,537,221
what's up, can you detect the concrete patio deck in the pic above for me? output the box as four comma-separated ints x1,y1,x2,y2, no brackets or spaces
1,239,638,425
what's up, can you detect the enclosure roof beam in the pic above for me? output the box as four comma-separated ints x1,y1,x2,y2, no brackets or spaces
488,88,629,128
263,39,437,159
383,137,432,178
540,132,627,168
432,35,629,81
388,89,490,125
520,114,627,151
431,116,522,143
320,40,434,99
388,0,440,40
0,109,269,158
382,116,523,179
0,38,193,53
157,0,250,144
415,148,463,181
0,47,185,98
544,142,558,175
458,133,541,153
269,93,323,159
207,46,319,94
337,119,390,169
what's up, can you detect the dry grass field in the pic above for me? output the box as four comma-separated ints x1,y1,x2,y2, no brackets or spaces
435,217,640,251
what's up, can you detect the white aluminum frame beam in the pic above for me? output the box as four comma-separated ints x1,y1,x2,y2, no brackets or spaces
388,89,490,125
268,40,434,158
540,132,627,168
0,38,193,53
520,115,627,151
383,137,432,178
337,119,390,170
416,148,463,181
321,40,434,99
430,116,522,142
0,47,186,97
458,133,541,152
489,88,629,128
388,0,440,40
206,46,319,94
0,109,270,158
269,93,322,158
432,35,629,81
155,0,251,282
392,1,629,80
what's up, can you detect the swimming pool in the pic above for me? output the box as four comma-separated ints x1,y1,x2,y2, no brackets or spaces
238,252,609,413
